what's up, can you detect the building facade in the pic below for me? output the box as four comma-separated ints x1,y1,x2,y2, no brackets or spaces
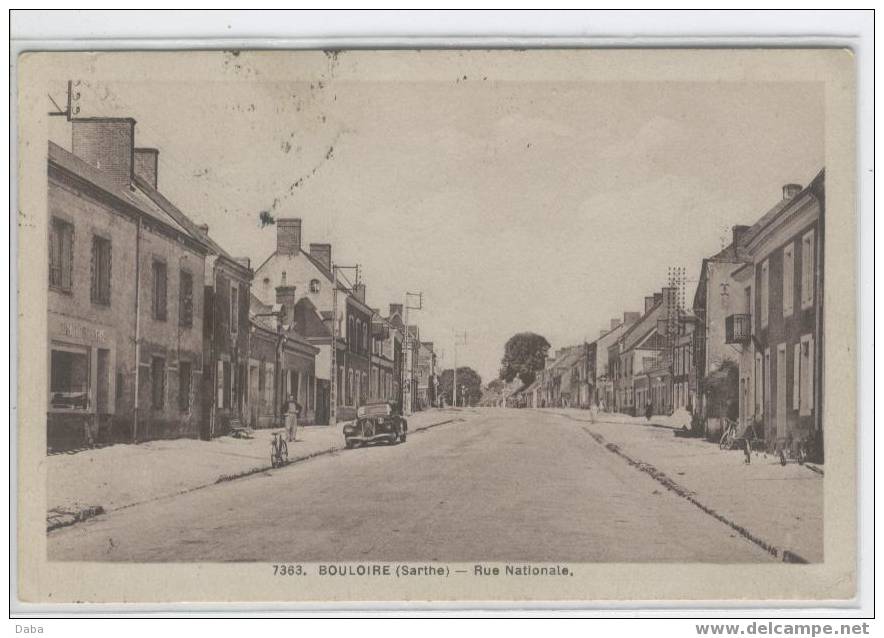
47,119,209,452
728,175,825,461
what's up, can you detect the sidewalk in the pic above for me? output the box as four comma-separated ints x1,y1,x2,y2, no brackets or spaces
47,408,469,531
544,408,823,562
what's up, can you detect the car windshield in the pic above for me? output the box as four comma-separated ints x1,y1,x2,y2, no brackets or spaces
357,403,391,418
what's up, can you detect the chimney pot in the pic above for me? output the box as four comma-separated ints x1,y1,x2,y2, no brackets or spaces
71,117,137,188
783,183,803,200
134,147,159,189
277,218,302,256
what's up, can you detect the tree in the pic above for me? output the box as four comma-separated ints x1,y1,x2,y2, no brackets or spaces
499,332,551,386
439,367,483,407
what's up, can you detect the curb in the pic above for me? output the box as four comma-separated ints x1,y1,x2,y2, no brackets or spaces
570,420,810,564
47,414,466,533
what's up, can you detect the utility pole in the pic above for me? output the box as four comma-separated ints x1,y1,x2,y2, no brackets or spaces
452,330,467,407
403,291,423,416
330,263,359,425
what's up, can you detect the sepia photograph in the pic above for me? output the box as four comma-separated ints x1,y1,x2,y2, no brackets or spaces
14,42,859,606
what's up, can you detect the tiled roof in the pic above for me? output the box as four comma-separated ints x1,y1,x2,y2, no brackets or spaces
49,142,203,247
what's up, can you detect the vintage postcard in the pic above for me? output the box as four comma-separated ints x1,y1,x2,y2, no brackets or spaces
16,48,857,605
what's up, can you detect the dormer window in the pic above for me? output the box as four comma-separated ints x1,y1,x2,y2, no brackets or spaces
310,278,321,293
280,271,287,285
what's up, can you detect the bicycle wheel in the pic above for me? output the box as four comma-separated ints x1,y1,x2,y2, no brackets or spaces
280,439,288,465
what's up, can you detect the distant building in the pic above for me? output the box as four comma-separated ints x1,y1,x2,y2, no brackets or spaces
254,218,374,422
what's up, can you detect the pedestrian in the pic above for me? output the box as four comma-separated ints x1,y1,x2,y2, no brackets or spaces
285,394,301,442
645,400,653,421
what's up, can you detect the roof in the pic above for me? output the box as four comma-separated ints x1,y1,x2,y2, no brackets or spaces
49,142,207,251
134,175,250,278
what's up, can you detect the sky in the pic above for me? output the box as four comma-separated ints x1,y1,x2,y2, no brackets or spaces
47,51,824,384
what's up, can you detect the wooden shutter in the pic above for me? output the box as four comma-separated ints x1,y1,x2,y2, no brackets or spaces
793,343,801,410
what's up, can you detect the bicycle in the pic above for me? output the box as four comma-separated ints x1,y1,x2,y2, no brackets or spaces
776,434,808,466
270,430,289,468
719,418,738,450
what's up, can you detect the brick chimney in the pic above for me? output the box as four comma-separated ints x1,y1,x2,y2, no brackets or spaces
134,147,159,188
309,243,332,272
276,218,302,256
353,283,366,304
732,224,750,247
71,117,136,188
275,285,297,326
653,292,663,306
783,183,803,200
624,311,641,326
645,296,656,313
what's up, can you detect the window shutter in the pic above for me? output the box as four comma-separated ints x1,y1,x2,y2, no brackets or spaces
793,343,800,410
807,336,814,411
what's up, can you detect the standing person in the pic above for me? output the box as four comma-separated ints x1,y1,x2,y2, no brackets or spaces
284,394,301,443
645,400,653,421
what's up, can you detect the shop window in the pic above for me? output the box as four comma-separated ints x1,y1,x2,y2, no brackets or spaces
179,361,192,412
50,347,89,410
49,218,74,292
152,260,167,321
90,236,112,305
179,270,193,327
151,356,166,410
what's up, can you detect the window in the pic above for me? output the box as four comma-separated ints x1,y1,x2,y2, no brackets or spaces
280,271,287,285
179,270,194,327
151,356,166,410
782,243,794,317
216,360,225,408
90,235,112,305
49,218,74,292
50,347,89,410
801,229,815,309
179,360,192,412
230,284,239,335
799,334,815,415
760,259,769,329
310,278,320,293
152,260,167,321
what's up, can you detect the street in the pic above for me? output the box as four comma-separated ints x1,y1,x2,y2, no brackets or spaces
48,409,773,563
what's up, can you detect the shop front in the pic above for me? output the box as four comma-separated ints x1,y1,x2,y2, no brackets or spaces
47,313,120,452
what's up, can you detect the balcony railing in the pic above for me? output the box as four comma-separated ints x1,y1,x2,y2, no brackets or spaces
725,313,752,344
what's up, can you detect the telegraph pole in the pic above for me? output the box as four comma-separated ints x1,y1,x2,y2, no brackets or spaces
403,291,423,416
452,330,467,407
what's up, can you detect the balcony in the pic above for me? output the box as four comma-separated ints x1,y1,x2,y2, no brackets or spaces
725,313,752,344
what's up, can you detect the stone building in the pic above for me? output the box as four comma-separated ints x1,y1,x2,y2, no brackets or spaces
47,118,209,451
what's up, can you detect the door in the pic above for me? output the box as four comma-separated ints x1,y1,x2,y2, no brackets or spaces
249,364,259,427
776,344,787,440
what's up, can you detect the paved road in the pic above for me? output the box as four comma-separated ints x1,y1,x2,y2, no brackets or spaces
48,409,772,562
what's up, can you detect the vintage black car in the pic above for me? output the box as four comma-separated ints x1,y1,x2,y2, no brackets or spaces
342,401,407,448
